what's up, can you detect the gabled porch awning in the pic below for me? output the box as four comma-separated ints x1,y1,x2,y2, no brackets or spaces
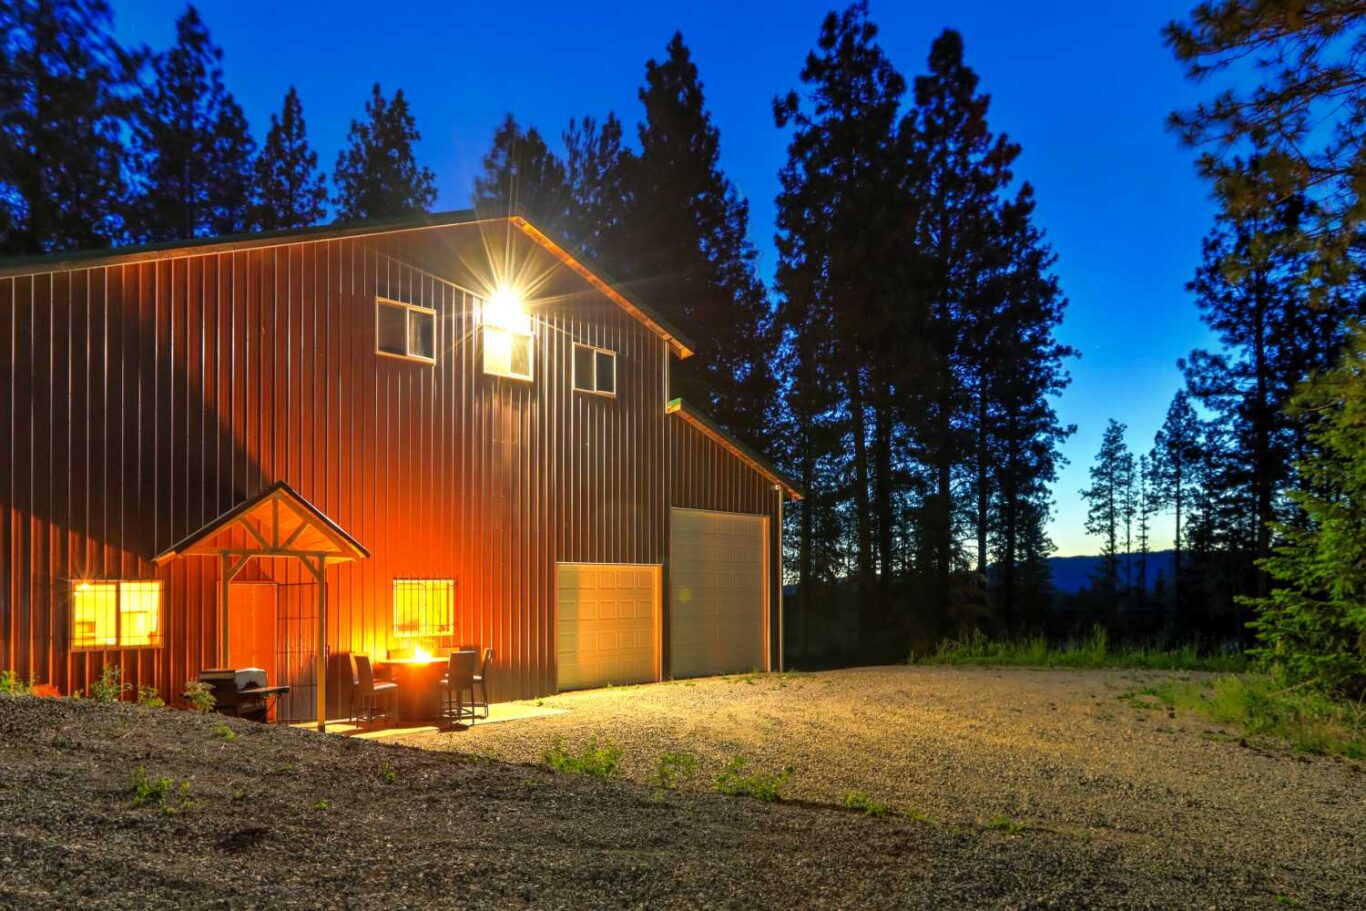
154,482,368,732
154,481,369,566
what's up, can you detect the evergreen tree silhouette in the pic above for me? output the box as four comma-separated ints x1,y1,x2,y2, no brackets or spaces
252,86,326,231
333,83,435,222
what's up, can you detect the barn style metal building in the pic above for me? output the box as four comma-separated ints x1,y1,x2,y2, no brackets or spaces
0,211,799,724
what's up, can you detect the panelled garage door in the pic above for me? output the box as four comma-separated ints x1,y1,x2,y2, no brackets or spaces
556,563,660,692
669,508,768,679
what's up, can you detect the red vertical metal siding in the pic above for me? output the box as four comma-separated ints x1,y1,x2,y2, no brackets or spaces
0,221,782,702
666,415,785,671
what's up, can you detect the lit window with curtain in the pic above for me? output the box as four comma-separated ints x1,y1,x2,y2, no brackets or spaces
71,580,163,649
393,579,455,638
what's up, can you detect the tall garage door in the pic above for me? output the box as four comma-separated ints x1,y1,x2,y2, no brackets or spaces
556,563,660,692
669,508,768,678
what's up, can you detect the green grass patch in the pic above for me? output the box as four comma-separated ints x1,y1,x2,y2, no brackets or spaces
714,756,792,802
541,738,624,778
212,723,238,741
1149,675,1364,758
916,626,1247,673
843,790,892,817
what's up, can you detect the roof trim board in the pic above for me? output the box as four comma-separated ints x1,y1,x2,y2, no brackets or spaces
510,217,694,358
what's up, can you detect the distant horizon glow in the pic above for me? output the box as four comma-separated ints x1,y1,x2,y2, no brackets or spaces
110,0,1226,557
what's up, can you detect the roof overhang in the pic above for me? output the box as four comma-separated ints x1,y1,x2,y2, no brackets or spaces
155,482,369,565
667,398,803,500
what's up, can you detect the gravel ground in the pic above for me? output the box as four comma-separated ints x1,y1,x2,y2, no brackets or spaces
398,665,1366,909
0,667,1360,910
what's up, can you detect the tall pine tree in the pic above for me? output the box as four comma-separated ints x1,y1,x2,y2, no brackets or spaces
899,28,1033,616
619,32,775,448
333,83,435,222
252,86,326,231
1081,420,1131,612
472,114,571,237
1151,390,1203,622
563,113,632,262
774,2,906,631
1182,155,1351,606
0,0,135,253
129,4,255,241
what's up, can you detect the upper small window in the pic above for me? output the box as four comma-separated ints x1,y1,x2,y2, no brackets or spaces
483,326,534,381
71,580,163,650
573,343,616,396
376,297,436,362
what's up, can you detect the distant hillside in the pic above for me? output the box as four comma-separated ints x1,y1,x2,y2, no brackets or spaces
1048,550,1175,595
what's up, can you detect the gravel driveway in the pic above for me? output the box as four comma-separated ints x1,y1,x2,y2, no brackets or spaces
400,665,1365,909
2,666,1361,909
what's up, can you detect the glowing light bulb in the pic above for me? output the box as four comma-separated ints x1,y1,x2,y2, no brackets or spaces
485,287,528,332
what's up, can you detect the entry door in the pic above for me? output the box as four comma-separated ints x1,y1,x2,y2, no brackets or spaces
556,563,660,692
227,583,277,675
669,508,768,678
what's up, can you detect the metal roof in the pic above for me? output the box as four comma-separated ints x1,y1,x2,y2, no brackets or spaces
0,208,696,357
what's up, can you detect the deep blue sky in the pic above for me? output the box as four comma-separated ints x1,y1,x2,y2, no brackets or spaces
111,0,1221,556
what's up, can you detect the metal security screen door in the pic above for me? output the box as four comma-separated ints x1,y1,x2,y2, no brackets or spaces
274,582,319,723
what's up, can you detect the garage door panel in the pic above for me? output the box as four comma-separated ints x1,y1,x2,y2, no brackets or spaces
669,509,767,679
556,563,659,692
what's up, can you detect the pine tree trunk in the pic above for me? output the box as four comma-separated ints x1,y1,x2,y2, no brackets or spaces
846,367,876,630
975,390,989,576
873,402,894,607
1252,275,1273,604
798,425,815,659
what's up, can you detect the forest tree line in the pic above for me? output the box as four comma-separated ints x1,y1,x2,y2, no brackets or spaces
1074,2,1366,698
4,1,1363,692
0,1,1075,663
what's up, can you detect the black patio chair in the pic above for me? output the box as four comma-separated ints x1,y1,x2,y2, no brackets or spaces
350,654,398,727
473,648,494,719
439,650,478,727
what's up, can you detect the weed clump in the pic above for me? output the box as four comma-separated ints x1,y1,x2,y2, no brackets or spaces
183,680,216,713
541,738,624,778
0,670,33,695
89,664,128,702
651,751,699,791
714,756,791,802
130,767,197,814
843,790,892,817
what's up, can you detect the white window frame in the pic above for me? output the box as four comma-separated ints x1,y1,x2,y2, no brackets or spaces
70,579,164,651
573,342,617,398
482,324,535,382
376,296,437,364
